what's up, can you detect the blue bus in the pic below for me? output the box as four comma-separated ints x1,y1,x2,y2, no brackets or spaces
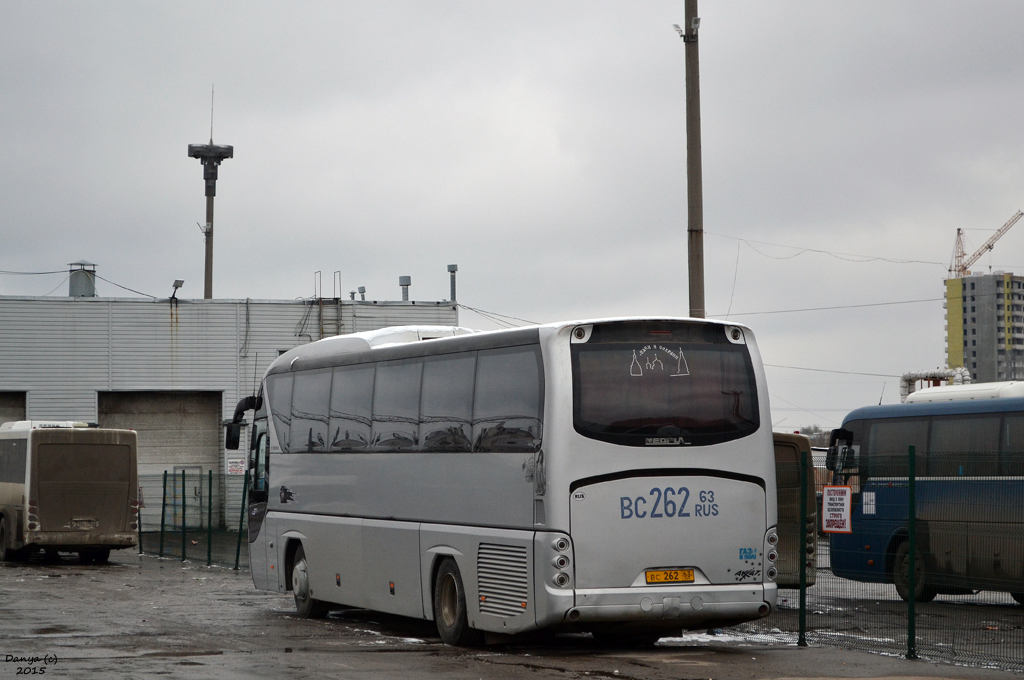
827,384,1024,603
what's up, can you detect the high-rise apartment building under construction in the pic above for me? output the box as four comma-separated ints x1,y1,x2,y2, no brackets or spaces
946,272,1024,382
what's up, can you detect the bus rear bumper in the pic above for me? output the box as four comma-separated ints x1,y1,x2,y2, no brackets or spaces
24,531,137,549
567,583,775,628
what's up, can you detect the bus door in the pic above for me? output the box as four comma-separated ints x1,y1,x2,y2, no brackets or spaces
248,416,272,590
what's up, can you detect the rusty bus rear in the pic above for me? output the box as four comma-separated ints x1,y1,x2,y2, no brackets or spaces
773,432,817,587
0,422,138,562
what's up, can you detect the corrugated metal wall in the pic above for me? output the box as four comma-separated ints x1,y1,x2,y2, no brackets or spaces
0,296,457,525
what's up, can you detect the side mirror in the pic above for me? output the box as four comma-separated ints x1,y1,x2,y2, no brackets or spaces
826,428,854,471
225,395,263,451
225,423,242,450
825,446,838,472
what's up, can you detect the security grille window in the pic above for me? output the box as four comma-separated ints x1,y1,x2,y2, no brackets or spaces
266,373,294,453
328,364,374,451
290,369,332,453
571,321,758,447
420,354,475,452
472,346,543,452
371,359,423,451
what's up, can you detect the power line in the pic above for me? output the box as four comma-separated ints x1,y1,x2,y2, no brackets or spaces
716,297,943,317
94,275,156,299
769,393,835,423
457,304,537,328
765,363,900,378
0,269,66,276
41,276,70,296
706,231,946,266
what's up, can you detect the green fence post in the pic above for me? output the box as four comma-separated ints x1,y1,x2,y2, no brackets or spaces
798,447,808,647
181,469,187,562
234,469,249,570
207,469,213,566
158,470,167,557
907,444,918,660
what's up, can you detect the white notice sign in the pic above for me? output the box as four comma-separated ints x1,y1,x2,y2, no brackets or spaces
822,486,852,533
226,458,246,476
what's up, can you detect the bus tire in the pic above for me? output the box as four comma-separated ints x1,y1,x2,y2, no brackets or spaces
0,520,14,562
433,558,482,647
291,545,328,619
892,541,936,603
1011,593,1024,606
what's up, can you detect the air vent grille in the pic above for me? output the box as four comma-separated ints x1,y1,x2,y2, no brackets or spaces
477,543,528,617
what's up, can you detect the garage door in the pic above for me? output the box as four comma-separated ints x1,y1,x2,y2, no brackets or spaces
98,392,222,529
0,392,26,426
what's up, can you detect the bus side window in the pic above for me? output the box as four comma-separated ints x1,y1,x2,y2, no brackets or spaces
372,359,423,452
266,373,294,453
473,346,543,452
930,416,999,476
420,353,475,452
290,369,332,453
867,419,927,478
1002,415,1024,476
329,364,374,451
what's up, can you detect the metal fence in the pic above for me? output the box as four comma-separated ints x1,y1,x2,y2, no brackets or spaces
744,447,1024,671
137,470,249,569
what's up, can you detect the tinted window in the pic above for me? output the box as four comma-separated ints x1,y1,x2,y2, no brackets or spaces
0,439,26,484
266,373,294,452
420,354,475,452
867,419,927,477
1001,414,1024,475
372,359,422,451
473,346,543,452
929,416,1000,476
329,364,375,451
572,322,758,447
290,369,332,452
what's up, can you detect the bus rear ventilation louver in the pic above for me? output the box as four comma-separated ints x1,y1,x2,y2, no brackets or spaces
477,543,529,618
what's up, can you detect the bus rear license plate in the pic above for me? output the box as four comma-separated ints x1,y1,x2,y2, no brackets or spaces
645,569,694,584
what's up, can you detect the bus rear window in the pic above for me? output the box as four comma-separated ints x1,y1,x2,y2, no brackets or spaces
571,322,759,447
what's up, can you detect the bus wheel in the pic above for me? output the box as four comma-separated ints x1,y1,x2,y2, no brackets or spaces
1011,593,1024,606
892,541,936,603
291,545,328,619
0,521,12,562
433,558,482,646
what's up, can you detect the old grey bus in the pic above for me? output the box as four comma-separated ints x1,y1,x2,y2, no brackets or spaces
0,421,139,563
227,319,778,645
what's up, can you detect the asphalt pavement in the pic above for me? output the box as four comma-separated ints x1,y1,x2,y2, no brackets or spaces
0,550,1018,680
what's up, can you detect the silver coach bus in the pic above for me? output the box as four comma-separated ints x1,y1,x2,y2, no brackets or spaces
227,318,778,645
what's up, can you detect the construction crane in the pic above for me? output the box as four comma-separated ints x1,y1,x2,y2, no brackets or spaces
949,210,1024,278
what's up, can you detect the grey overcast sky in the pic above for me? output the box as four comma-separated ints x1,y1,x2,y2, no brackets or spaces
3,1,1024,427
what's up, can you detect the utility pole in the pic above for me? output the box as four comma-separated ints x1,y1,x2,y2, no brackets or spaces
676,1,705,318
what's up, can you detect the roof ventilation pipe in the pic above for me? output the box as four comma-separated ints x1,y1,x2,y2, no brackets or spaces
447,264,458,302
399,276,411,302
68,261,97,297
900,368,972,402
